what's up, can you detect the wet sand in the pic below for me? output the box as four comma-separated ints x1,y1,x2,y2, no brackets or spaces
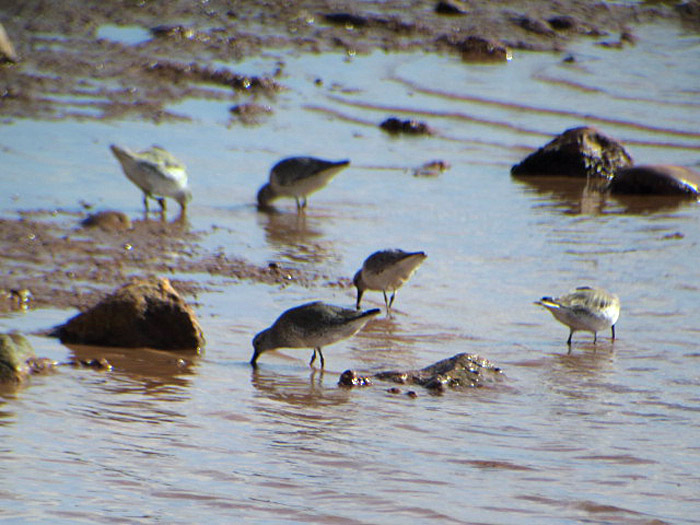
0,0,695,311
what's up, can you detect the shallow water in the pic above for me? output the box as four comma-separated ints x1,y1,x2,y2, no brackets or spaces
2,22,700,524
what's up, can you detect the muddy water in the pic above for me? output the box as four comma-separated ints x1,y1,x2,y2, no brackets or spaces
2,22,700,523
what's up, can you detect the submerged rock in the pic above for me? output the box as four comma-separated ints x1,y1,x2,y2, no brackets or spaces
380,117,434,135
511,126,633,179
55,277,205,351
0,332,57,383
609,165,700,196
341,353,503,394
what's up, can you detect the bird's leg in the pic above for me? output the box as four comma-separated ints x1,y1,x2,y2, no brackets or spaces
611,325,616,340
295,197,302,212
567,331,573,346
318,348,325,369
309,349,317,367
301,197,307,210
383,291,391,316
143,193,150,214
355,289,364,310
593,332,597,344
389,291,396,308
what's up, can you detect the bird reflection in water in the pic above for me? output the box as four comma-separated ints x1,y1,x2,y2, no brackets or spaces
250,366,350,408
256,209,335,265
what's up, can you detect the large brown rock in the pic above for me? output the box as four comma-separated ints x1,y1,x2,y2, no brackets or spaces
609,164,700,196
511,126,633,179
56,278,205,351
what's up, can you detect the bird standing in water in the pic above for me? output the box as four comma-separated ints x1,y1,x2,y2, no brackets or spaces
110,144,191,216
353,249,427,316
256,156,350,213
535,286,620,351
251,301,380,368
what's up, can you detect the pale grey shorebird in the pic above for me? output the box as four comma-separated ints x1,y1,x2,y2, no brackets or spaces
251,301,381,368
257,156,350,212
110,144,192,215
353,249,427,315
535,286,620,349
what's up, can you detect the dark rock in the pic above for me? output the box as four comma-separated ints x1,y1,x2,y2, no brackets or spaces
324,13,369,28
439,35,512,62
548,15,578,31
609,165,700,196
511,126,633,179
81,211,132,231
380,117,434,135
374,353,503,390
55,277,205,351
413,160,450,177
435,1,467,15
1,332,56,382
514,15,556,37
69,357,113,371
338,369,372,387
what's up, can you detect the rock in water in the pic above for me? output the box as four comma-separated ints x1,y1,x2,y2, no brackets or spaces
56,278,205,351
609,165,700,196
511,126,632,179
374,353,502,391
0,333,55,382
0,333,35,382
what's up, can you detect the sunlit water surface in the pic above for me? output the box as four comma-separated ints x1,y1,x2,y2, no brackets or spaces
1,22,699,524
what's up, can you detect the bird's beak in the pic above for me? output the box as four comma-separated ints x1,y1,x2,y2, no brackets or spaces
250,350,260,366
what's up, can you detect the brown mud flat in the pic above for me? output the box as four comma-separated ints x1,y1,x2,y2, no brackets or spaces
0,1,694,122
0,209,339,315
0,1,696,315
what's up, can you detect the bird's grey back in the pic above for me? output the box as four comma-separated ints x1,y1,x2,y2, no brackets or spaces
271,157,349,186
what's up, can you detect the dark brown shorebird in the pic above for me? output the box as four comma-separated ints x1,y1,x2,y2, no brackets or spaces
535,286,620,351
256,156,350,212
251,301,380,368
353,249,427,315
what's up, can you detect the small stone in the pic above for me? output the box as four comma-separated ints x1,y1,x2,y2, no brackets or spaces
438,35,512,62
413,160,450,177
435,1,467,15
338,369,372,387
380,117,433,135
